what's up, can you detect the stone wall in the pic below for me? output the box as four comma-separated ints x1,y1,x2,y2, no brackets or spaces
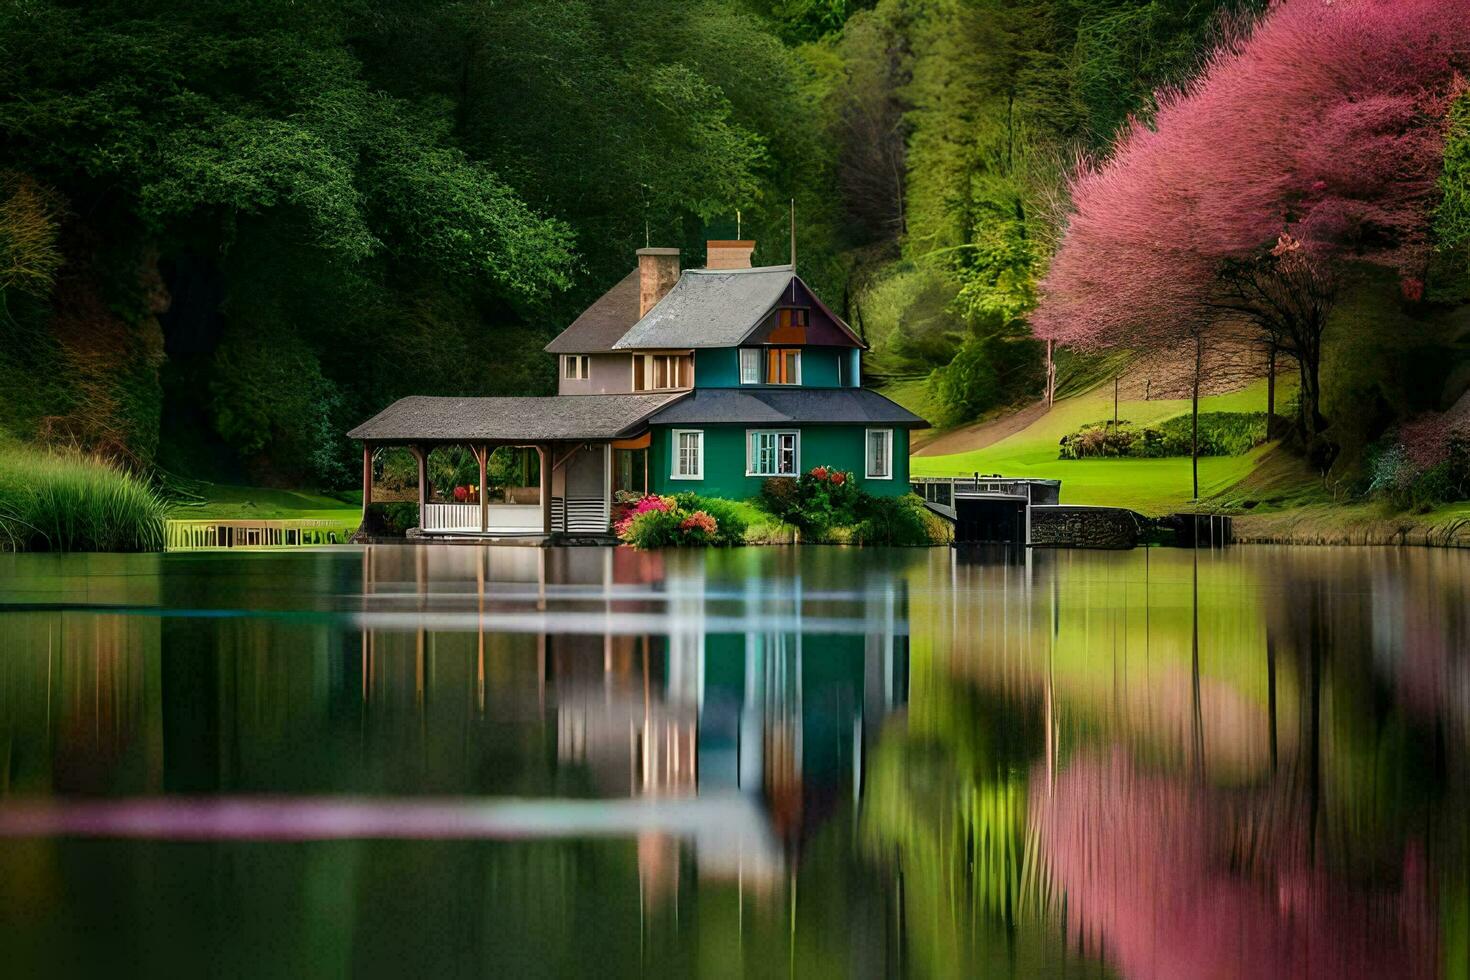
1029,505,1141,549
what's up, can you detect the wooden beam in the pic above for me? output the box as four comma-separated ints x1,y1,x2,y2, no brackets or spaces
361,444,373,523
412,445,428,523
538,444,552,536
476,444,489,533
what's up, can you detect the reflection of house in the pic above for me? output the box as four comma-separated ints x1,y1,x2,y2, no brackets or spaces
348,240,925,538
353,545,910,879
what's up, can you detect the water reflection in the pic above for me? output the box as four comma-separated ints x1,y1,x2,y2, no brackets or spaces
0,545,1467,977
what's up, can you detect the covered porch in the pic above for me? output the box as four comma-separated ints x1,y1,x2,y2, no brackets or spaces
348,394,678,539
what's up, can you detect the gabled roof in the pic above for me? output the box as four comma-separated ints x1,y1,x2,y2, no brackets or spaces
544,269,640,354
648,388,928,428
348,393,686,443
613,265,795,351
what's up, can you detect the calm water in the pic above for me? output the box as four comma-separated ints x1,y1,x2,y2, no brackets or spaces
0,544,1468,978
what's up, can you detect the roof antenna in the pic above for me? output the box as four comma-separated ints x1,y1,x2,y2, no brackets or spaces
645,217,650,249
788,199,796,272
789,198,797,300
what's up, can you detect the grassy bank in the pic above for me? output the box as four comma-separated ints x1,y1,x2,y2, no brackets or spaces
1232,502,1470,547
0,446,168,551
909,379,1281,515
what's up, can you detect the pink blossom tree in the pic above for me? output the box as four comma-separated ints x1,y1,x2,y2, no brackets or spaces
1035,0,1468,481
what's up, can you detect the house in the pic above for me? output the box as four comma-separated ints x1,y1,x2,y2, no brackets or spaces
349,240,927,537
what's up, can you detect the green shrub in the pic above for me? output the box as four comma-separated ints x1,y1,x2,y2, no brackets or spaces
1059,412,1268,460
621,507,684,548
0,447,167,551
365,501,420,536
670,493,749,544
760,476,801,521
617,494,746,549
761,466,861,532
850,494,940,546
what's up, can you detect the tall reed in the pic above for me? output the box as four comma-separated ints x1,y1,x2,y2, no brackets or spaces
0,446,167,552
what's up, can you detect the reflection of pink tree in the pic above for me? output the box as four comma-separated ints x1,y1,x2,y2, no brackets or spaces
1033,751,1436,979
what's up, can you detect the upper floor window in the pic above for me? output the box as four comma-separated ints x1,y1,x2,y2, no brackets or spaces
866,428,893,479
562,355,589,380
778,309,808,330
747,430,799,477
633,353,687,391
739,348,760,385
766,348,801,385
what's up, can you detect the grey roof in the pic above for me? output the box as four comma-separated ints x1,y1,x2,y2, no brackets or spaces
648,388,928,428
349,393,686,443
613,265,794,350
545,269,641,354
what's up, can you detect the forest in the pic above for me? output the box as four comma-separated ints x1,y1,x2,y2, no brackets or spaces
1,0,1467,512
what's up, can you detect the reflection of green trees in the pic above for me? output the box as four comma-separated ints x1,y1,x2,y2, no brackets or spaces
860,670,1074,975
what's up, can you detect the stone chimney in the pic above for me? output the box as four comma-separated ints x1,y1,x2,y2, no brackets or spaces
705,240,755,270
637,247,681,317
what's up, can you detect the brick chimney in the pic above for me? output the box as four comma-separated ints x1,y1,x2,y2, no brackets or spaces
705,240,755,270
637,247,681,317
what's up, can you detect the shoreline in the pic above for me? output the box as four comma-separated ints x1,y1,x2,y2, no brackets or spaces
1233,507,1470,549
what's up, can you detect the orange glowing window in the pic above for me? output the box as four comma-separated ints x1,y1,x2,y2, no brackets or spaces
766,348,801,385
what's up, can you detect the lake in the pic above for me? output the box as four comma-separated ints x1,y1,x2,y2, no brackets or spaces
0,544,1467,978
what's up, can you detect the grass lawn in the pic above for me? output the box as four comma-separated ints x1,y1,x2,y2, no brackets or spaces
910,378,1280,515
170,483,362,526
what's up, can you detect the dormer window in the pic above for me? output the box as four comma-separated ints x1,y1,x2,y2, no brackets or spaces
770,308,808,344
766,348,801,385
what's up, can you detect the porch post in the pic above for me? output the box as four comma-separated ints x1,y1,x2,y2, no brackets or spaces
538,444,552,536
361,443,373,524
477,444,489,533
413,445,429,523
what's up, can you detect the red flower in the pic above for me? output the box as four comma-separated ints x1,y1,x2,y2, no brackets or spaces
830,471,846,485
453,485,469,502
811,466,828,480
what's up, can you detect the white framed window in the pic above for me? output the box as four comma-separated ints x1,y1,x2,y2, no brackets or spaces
634,353,687,391
865,428,893,479
672,429,704,480
739,348,761,385
747,430,799,477
562,354,589,380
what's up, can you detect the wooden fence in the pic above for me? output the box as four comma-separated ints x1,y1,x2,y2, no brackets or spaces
165,519,356,551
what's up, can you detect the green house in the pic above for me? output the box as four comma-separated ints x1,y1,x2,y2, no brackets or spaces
350,240,927,537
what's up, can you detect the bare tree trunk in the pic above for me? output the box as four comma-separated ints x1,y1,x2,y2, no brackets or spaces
1113,374,1119,432
1266,344,1277,437
1192,330,1202,501
1044,340,1055,406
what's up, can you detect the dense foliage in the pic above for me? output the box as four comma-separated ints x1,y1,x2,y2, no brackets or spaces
1059,412,1267,459
760,465,941,543
0,447,167,551
0,0,1268,492
822,0,1258,421
1036,0,1468,472
7,0,1461,507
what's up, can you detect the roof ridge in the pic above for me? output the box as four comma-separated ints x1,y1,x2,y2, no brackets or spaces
683,264,792,275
